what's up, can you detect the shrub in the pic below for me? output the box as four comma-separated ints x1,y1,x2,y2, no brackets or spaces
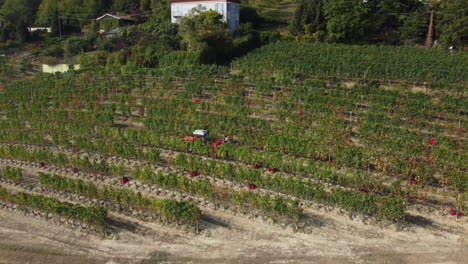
259,31,282,45
96,37,116,51
63,36,94,57
106,50,128,71
40,44,64,57
79,52,110,69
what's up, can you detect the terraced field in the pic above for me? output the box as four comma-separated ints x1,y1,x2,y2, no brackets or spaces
0,52,467,262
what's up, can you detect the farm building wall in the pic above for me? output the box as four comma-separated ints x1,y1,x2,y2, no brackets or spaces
42,64,80,73
171,1,240,34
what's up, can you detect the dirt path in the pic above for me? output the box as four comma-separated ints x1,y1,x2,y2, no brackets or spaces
1,193,467,264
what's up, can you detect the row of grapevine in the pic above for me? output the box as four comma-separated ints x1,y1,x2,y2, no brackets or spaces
0,185,107,227
233,42,468,84
130,165,304,222
0,166,23,183
174,153,406,218
38,173,202,227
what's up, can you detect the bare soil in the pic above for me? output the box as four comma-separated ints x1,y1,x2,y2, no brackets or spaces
1,194,467,264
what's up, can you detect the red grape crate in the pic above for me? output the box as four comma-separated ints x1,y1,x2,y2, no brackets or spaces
247,184,257,190
449,209,462,216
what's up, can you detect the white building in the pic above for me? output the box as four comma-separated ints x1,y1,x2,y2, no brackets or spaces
170,0,240,34
27,27,52,33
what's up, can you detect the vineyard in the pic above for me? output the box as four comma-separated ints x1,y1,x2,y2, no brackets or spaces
0,45,467,261
234,42,468,88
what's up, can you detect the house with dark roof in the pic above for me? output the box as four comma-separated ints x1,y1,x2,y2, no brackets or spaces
96,13,137,34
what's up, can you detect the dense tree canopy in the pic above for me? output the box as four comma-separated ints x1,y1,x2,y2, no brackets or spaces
365,0,426,44
33,0,169,29
289,0,456,46
149,0,170,21
0,0,42,42
289,0,325,37
241,0,280,8
437,0,468,49
35,0,59,33
399,12,429,45
179,8,231,63
323,0,369,43
112,0,138,12
0,0,466,48
34,0,112,32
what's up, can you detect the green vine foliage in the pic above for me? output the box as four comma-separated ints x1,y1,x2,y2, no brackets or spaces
0,60,465,227
234,42,468,83
0,185,107,227
460,193,468,212
131,165,304,222
39,172,202,227
0,166,23,184
232,190,303,221
378,197,406,221
329,189,375,214
132,166,214,198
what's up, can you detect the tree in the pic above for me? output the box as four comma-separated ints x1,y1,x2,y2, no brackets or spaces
400,12,429,45
112,0,139,12
179,8,232,64
365,0,425,44
239,6,263,27
58,0,108,18
290,0,429,44
36,0,59,34
149,0,170,21
140,0,151,11
437,0,468,49
290,0,325,37
0,0,41,42
58,0,87,17
323,0,370,43
39,0,110,30
0,28,8,43
241,0,280,9
84,0,112,15
15,19,29,43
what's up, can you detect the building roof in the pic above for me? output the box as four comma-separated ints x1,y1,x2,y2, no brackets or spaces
170,0,240,4
96,13,137,21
